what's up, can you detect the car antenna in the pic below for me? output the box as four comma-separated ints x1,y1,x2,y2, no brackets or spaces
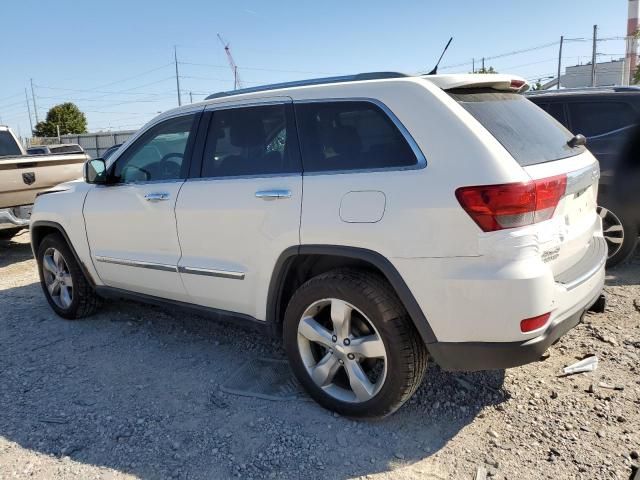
426,37,453,75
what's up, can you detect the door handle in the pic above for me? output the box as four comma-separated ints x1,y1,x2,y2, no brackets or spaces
144,192,170,202
255,189,292,200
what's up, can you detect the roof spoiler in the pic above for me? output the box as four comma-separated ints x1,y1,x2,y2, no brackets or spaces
423,74,530,93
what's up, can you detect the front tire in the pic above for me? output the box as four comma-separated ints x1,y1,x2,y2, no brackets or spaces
36,233,102,319
283,269,428,418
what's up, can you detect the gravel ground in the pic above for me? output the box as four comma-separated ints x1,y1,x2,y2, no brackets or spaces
0,231,638,480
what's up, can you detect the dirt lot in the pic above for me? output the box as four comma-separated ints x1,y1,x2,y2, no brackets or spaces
0,231,638,480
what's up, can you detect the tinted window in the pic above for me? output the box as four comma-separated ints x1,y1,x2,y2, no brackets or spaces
0,131,22,157
111,114,195,183
201,104,299,178
451,90,582,166
49,144,83,154
295,101,418,172
538,102,567,126
568,102,637,137
27,147,47,155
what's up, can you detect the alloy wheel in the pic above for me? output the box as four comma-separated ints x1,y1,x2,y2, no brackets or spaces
297,298,387,403
598,206,624,259
42,247,74,309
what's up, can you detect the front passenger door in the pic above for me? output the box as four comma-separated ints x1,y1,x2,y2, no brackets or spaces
84,112,200,301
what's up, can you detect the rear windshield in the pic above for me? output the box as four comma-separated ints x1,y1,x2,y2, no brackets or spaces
49,144,83,154
449,90,583,166
0,131,22,157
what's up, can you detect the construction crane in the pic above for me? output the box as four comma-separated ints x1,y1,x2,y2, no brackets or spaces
217,33,243,90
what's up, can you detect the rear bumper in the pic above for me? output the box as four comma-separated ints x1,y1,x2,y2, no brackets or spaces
428,288,603,371
0,206,31,231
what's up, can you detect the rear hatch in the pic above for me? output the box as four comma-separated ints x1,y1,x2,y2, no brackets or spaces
447,84,600,277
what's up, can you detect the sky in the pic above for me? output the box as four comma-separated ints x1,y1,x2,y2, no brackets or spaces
0,0,629,139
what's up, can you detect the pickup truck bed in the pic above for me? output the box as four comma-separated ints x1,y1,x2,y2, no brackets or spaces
0,154,86,209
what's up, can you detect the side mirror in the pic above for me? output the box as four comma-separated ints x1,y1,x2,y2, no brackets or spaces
84,158,107,184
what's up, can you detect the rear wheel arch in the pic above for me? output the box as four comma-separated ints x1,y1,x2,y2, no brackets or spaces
266,245,437,344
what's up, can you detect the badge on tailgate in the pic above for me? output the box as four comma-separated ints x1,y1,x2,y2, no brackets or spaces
22,172,36,185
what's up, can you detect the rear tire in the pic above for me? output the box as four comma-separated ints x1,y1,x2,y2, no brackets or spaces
598,202,638,268
36,233,102,319
283,269,428,418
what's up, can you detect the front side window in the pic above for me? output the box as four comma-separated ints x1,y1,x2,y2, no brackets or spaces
201,104,299,178
295,101,418,172
567,101,637,137
111,114,195,183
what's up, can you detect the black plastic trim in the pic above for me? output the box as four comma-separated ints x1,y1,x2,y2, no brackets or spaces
95,286,267,333
266,245,438,344
30,220,96,287
428,291,603,371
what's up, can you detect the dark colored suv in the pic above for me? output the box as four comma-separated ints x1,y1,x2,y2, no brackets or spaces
528,87,640,267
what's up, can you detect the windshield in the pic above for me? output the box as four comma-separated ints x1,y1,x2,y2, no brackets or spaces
0,131,22,157
449,89,584,166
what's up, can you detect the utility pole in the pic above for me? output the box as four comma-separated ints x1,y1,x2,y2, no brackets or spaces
591,25,598,87
174,46,182,107
30,78,39,123
189,91,193,104
472,58,475,73
56,124,61,143
24,88,33,134
557,36,564,90
482,57,485,72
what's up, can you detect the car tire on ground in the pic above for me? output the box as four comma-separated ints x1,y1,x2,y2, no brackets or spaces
283,269,428,418
0,227,24,241
36,233,102,319
598,202,639,268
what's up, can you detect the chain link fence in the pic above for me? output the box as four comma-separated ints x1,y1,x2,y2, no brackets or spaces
28,130,137,158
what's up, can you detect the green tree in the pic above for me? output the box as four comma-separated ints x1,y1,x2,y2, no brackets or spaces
475,66,498,74
532,80,544,91
33,102,87,137
633,64,640,85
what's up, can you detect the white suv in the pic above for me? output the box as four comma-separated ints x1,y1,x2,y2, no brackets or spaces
31,72,606,417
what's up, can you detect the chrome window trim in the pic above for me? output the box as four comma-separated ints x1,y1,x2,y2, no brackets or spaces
177,265,245,280
187,172,301,182
94,256,176,273
293,97,427,175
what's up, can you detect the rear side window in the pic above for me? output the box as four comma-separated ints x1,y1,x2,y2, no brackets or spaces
0,131,22,157
295,101,418,172
567,102,637,137
201,103,300,178
450,90,581,167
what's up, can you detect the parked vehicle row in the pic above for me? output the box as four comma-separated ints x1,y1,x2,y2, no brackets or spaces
30,72,606,417
528,86,640,267
27,144,85,155
0,126,89,240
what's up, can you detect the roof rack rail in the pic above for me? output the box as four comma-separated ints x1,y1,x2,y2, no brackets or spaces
526,85,640,96
205,71,410,100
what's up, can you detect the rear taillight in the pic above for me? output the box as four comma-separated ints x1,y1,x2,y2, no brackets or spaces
520,312,551,333
455,174,567,232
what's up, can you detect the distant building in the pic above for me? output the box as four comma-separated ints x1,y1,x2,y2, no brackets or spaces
543,59,627,89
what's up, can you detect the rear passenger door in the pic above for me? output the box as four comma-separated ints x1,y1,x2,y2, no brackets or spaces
175,99,302,319
295,100,425,253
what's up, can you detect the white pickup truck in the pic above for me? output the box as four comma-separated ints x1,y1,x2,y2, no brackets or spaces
0,125,88,239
